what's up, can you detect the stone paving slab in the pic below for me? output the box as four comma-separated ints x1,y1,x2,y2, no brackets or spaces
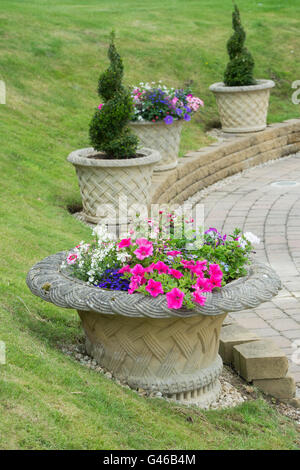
191,153,300,384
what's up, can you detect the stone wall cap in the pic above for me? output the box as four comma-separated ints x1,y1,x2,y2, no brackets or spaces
209,79,275,93
26,252,281,319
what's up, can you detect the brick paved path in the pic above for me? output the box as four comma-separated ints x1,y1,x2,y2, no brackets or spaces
192,153,300,383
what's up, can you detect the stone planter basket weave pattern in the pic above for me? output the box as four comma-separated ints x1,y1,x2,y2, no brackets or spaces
209,79,275,133
129,119,183,172
67,147,160,225
27,252,281,406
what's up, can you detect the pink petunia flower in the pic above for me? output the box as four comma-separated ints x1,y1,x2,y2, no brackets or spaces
190,260,207,276
136,238,153,247
194,277,213,292
128,279,139,294
166,250,182,257
153,261,169,274
131,264,146,277
209,263,223,278
67,253,78,265
134,244,153,260
166,288,185,309
209,274,222,289
180,259,195,269
145,263,155,273
118,265,131,274
98,103,103,110
168,268,183,279
145,279,164,297
192,289,207,306
118,238,132,249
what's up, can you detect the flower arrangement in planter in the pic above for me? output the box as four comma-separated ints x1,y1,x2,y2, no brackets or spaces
129,82,204,171
67,32,160,225
27,213,281,407
64,220,257,310
209,4,275,133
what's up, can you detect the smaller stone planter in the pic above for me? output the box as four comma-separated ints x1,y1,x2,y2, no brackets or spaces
26,253,281,408
129,119,183,172
209,79,275,133
67,147,160,225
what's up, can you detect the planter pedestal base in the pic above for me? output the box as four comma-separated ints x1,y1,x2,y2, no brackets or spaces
78,310,226,406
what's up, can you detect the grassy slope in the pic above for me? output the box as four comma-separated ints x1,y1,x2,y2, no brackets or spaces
0,0,299,450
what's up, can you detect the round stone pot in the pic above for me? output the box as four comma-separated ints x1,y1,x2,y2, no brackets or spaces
26,252,281,408
129,119,183,172
67,147,160,225
209,79,275,133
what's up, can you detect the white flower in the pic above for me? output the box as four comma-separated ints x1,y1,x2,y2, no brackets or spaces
244,232,260,245
93,224,115,243
239,239,247,249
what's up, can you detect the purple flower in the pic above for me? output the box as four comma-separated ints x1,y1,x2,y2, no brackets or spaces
164,115,173,125
176,108,183,115
184,113,191,122
185,106,192,113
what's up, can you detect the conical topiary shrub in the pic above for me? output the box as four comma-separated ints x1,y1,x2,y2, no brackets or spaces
210,3,275,132
224,4,255,87
89,32,139,159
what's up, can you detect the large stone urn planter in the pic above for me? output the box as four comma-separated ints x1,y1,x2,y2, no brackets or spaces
209,79,275,133
129,120,183,172
26,252,281,407
67,147,160,225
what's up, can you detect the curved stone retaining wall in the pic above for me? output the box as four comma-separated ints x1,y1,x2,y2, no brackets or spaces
151,119,300,205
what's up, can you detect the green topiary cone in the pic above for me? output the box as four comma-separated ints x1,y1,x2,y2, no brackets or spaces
224,4,255,87
89,31,139,159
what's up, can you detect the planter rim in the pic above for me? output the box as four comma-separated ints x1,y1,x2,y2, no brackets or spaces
67,147,161,168
26,252,281,319
209,79,275,93
130,119,183,127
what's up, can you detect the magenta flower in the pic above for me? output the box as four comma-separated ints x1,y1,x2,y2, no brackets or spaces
67,253,78,265
166,288,185,309
166,250,182,257
209,263,223,278
192,289,207,306
168,268,183,279
118,265,131,274
145,279,164,297
134,244,153,260
194,277,213,292
128,278,139,294
145,263,155,273
180,259,195,269
98,103,103,110
118,238,132,249
136,238,152,247
190,260,207,276
209,274,222,289
131,264,146,277
153,261,168,274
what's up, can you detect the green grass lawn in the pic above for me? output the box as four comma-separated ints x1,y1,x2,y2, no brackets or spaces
0,0,299,450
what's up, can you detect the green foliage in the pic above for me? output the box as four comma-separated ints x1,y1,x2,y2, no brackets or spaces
89,32,138,158
224,4,255,86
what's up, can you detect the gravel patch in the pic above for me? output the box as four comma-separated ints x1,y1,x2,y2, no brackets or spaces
59,343,247,410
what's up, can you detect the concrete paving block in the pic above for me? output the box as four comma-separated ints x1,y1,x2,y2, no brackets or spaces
219,323,260,365
233,340,289,382
253,375,296,399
